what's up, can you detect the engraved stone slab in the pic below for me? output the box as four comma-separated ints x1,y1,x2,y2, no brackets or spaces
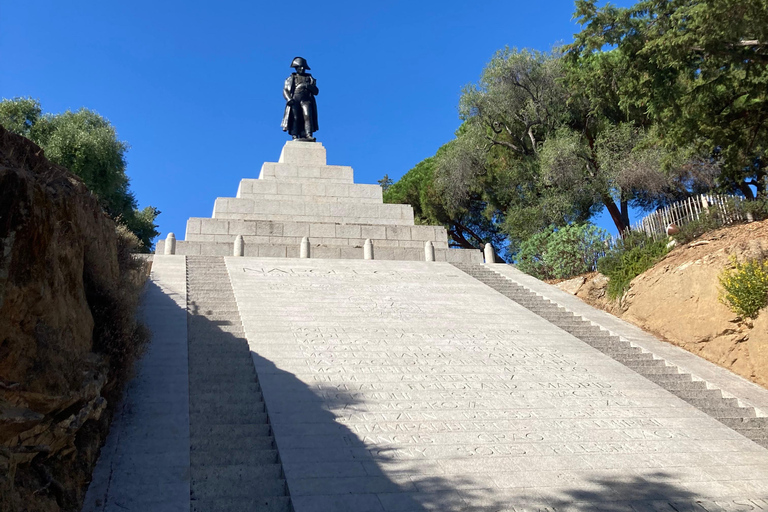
226,257,768,512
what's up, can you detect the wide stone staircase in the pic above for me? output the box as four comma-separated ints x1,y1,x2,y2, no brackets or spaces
453,263,768,449
186,256,292,512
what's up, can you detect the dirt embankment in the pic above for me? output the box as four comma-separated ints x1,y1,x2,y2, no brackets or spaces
0,126,149,511
558,220,768,388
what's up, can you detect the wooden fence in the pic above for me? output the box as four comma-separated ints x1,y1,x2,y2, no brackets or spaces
614,194,747,242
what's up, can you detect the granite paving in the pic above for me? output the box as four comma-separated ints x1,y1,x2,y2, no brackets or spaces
226,257,768,512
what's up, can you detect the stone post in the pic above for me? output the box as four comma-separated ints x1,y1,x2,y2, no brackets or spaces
234,235,244,256
424,241,435,262
164,233,176,255
483,243,495,264
300,237,310,258
364,239,374,260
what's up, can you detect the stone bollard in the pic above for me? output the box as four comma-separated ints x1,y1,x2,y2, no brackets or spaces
364,239,374,260
424,241,435,262
300,237,310,258
483,243,495,264
234,235,244,256
164,233,176,255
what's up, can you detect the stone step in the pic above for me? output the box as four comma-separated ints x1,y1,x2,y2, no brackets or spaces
698,406,757,418
192,473,286,499
191,423,271,439
718,417,768,429
190,402,265,421
684,397,740,409
619,359,669,368
190,381,262,395
191,496,292,512
630,366,681,375
191,373,258,386
191,448,279,467
191,434,275,452
191,390,265,405
669,389,724,400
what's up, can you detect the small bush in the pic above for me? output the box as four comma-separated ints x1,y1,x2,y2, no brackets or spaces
718,257,768,319
517,224,609,280
597,234,670,300
740,197,768,222
517,228,555,279
671,209,722,244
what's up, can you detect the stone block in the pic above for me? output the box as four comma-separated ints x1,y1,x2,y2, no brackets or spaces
434,227,449,243
200,219,229,235
302,182,327,196
283,223,310,237
339,246,362,259
226,219,257,236
278,140,327,166
277,182,303,196
186,219,202,235
248,179,278,194
256,221,284,236
335,225,361,238
360,225,386,239
373,247,395,260
241,235,270,245
311,246,341,259
258,245,287,258
386,226,412,241
270,236,301,245
309,223,337,238
305,203,331,216
199,243,232,256
410,225,437,241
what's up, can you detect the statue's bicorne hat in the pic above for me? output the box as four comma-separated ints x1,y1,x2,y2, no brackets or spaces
290,57,310,70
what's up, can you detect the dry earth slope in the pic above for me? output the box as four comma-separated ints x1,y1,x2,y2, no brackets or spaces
558,219,768,389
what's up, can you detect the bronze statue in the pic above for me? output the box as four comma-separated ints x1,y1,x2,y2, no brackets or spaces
282,57,319,142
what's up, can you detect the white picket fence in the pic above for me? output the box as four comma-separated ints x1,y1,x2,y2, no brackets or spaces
618,194,747,241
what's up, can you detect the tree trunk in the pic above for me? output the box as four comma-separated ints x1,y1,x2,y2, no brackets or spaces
603,197,627,236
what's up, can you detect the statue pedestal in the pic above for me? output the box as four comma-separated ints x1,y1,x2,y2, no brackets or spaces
156,142,482,263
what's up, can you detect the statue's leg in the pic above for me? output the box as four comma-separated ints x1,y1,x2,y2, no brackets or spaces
291,107,302,139
301,102,314,139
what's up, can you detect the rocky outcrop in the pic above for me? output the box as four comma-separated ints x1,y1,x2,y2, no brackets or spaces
0,126,148,511
557,220,768,389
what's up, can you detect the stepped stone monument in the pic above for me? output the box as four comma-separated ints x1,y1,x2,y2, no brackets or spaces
86,139,768,510
155,141,482,263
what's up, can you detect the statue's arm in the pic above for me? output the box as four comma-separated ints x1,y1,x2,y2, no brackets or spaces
283,76,294,102
309,75,319,95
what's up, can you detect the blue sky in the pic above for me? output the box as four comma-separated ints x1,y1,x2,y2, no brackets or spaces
2,0,635,246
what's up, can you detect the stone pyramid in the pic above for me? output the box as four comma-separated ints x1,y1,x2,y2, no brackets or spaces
156,141,482,263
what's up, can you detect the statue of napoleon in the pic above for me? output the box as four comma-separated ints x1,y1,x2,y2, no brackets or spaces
281,57,319,142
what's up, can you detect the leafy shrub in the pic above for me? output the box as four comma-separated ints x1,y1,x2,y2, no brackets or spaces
671,208,722,244
517,228,555,279
740,197,768,222
597,234,670,300
517,224,609,280
718,257,768,319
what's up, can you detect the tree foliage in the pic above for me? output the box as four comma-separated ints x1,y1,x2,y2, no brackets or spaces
568,0,768,199
517,224,610,280
383,149,506,256
0,98,159,251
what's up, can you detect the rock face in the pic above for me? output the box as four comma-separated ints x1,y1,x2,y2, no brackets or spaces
558,220,768,389
0,126,146,511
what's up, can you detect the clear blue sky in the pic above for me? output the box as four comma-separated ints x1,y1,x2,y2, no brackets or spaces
2,0,635,246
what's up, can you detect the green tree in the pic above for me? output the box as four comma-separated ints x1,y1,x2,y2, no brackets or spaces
568,0,768,199
384,149,506,254
0,97,159,251
377,174,394,192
